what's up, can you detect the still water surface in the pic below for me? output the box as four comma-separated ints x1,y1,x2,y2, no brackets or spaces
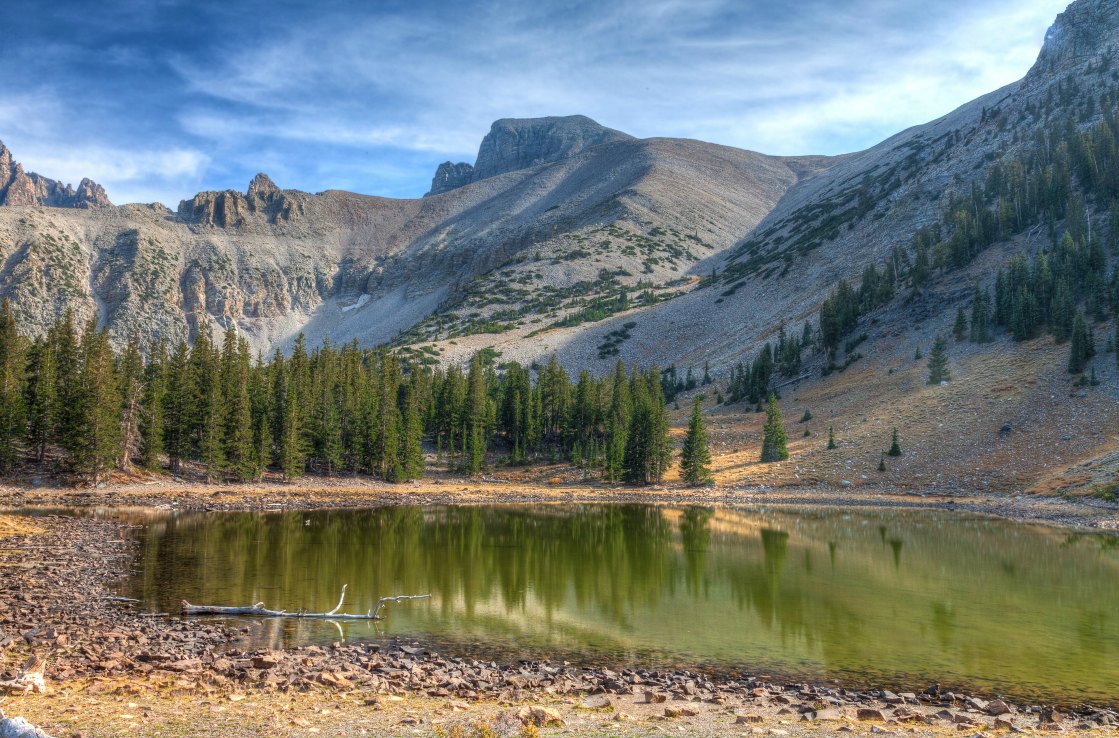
123,504,1119,702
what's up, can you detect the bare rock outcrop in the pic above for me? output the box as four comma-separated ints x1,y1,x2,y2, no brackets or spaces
427,161,474,196
425,115,633,195
0,141,111,209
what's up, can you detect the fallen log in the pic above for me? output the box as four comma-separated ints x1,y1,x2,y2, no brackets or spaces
180,584,430,620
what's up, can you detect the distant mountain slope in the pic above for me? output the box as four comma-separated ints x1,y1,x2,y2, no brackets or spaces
0,121,829,354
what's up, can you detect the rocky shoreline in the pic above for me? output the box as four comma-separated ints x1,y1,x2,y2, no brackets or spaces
1,511,1118,736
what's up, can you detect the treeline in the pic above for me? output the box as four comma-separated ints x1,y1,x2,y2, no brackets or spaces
812,87,1119,369
0,304,684,485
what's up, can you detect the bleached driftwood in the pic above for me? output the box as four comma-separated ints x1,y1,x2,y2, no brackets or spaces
180,584,430,620
0,655,46,695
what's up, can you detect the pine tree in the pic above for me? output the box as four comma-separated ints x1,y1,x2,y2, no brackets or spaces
827,426,837,450
398,380,425,481
1069,310,1094,373
953,306,968,342
117,336,145,472
138,340,166,469
197,341,225,482
163,341,194,475
72,319,122,484
759,393,789,462
927,334,950,384
888,428,901,457
462,354,488,474
25,337,57,464
224,339,256,481
799,408,812,423
279,379,305,481
0,299,26,472
680,396,712,486
878,453,887,472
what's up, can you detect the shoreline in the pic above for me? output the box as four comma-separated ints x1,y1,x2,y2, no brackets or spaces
3,487,1119,736
4,475,1119,531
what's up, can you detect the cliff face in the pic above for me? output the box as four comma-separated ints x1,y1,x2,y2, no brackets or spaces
0,142,111,209
425,115,634,196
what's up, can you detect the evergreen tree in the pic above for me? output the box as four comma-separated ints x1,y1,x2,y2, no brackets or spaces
878,453,887,472
72,319,122,484
0,299,26,471
462,354,488,474
680,396,713,486
927,334,951,384
799,408,812,423
953,306,968,342
25,337,57,464
888,428,902,457
398,380,425,481
1069,310,1094,373
759,393,789,462
138,340,166,469
827,426,837,450
197,340,225,482
224,338,257,481
604,362,630,482
163,341,194,475
117,336,145,472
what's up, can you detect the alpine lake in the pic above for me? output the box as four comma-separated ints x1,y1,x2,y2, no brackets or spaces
105,503,1119,705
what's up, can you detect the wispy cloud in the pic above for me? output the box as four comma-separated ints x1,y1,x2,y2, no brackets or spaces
0,0,1069,203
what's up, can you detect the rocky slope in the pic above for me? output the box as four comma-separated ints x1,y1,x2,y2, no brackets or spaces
0,123,827,354
0,142,110,208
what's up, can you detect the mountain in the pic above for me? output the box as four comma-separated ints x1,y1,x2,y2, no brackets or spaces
427,115,635,195
1,0,1117,497
0,142,110,208
0,121,829,354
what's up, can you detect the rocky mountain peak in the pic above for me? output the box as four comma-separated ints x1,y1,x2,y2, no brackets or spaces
425,114,634,196
0,139,112,209
247,173,280,198
1027,0,1119,83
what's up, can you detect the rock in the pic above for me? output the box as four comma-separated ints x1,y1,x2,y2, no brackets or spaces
0,141,110,209
986,700,1011,716
1038,707,1063,724
858,708,888,721
432,115,635,194
736,714,764,724
580,694,611,709
644,690,668,703
665,706,699,718
427,162,475,196
994,716,1015,731
882,691,903,704
516,706,564,727
802,708,843,721
966,697,989,712
252,654,282,670
0,712,55,738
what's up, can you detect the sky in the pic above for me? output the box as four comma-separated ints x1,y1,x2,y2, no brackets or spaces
0,0,1071,206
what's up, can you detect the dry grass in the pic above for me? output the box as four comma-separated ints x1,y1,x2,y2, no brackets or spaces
0,513,44,540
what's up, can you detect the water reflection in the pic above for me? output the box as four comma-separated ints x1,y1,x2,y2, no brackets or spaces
121,504,1119,703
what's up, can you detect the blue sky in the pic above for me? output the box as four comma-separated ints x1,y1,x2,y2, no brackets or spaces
0,0,1069,206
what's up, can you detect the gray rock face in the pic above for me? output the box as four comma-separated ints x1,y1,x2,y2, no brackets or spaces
0,141,111,209
472,115,633,181
1027,0,1119,84
425,115,634,195
427,161,474,196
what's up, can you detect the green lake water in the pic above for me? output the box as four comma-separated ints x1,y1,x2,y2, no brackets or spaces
120,504,1119,703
